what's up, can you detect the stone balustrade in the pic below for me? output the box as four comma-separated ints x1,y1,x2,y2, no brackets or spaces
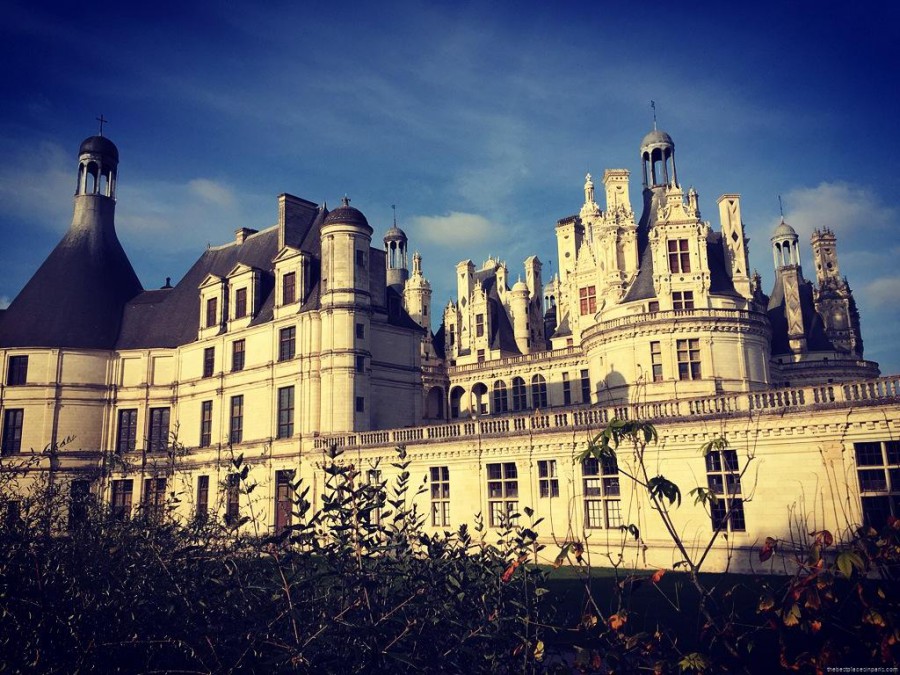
313,375,900,451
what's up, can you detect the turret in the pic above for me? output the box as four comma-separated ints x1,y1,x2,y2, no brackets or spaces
510,279,530,354
717,194,752,299
0,132,142,349
769,219,807,354
404,252,432,330
319,196,373,431
384,211,409,291
640,129,677,188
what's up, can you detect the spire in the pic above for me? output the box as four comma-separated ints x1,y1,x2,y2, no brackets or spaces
651,100,657,130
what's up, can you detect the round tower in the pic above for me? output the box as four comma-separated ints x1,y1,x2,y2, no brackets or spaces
384,217,409,291
319,197,373,432
403,252,431,329
510,279,530,354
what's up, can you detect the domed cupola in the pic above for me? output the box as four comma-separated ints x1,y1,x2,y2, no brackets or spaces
384,205,409,290
640,128,677,188
771,218,800,270
323,196,372,233
77,133,119,199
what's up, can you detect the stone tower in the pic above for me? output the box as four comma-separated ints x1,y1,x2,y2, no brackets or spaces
319,197,373,431
770,219,807,354
384,215,409,291
810,228,863,356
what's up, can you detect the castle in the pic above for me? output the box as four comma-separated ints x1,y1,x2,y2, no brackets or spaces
1,128,897,570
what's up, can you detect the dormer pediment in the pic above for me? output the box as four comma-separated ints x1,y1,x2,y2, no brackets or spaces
199,274,225,290
272,245,303,264
226,263,258,279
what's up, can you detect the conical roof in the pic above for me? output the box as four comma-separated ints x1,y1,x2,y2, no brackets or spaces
0,195,142,349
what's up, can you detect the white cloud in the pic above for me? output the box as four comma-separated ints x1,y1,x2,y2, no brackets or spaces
408,212,504,247
188,178,237,208
777,182,895,241
862,277,900,306
0,296,10,310
0,139,74,232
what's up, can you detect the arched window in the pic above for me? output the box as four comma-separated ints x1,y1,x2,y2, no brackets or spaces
511,377,527,411
449,386,465,419
531,374,548,409
492,380,508,414
471,383,488,416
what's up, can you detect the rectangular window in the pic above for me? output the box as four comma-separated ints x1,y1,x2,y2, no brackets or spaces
512,378,527,411
1,409,24,456
365,468,383,526
579,286,597,315
205,297,218,328
650,342,663,382
203,346,215,378
275,469,294,534
234,287,248,319
477,349,485,363
855,441,900,529
68,480,91,530
225,474,240,526
279,326,296,361
430,466,450,527
116,409,138,454
148,408,170,453
355,396,365,413
356,323,365,339
538,459,560,498
487,462,518,527
476,314,485,338
232,339,245,372
356,355,365,373
196,475,209,523
356,249,366,267
110,479,133,520
648,301,660,313
6,355,28,385
673,290,694,310
282,272,296,305
531,376,548,409
668,239,691,273
583,457,621,528
142,477,167,521
200,401,213,448
449,326,455,348
580,369,591,404
706,449,746,531
229,395,243,444
277,386,294,439
562,372,572,405
677,339,702,380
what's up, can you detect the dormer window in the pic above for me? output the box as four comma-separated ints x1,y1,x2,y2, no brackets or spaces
668,239,691,274
226,264,262,327
205,298,218,328
282,272,296,305
234,288,248,319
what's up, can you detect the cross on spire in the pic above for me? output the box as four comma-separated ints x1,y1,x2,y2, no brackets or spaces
96,114,108,136
650,100,657,130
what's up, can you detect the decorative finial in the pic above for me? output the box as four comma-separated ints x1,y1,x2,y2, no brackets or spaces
392,204,397,227
341,195,350,207
778,195,785,222
650,101,657,130
96,114,108,136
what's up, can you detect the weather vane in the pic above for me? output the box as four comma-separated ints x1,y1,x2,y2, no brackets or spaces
392,204,397,227
96,114,108,136
778,195,784,219
650,101,657,130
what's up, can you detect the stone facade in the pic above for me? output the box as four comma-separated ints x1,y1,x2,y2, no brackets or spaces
0,128,896,571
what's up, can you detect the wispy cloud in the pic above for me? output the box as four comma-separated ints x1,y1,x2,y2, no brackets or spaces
408,212,505,248
0,296,10,310
0,139,74,232
863,277,900,305
778,182,895,241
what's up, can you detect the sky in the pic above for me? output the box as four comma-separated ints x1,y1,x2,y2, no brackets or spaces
1,1,898,373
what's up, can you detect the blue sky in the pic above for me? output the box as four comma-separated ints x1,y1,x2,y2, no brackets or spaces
1,1,898,373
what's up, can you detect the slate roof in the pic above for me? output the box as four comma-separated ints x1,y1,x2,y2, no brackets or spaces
0,201,143,349
766,274,836,355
